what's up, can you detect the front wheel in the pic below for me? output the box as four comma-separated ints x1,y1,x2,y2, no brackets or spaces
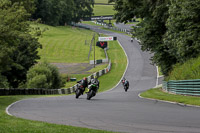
75,89,81,99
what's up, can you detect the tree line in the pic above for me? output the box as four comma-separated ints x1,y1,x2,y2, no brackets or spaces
0,0,94,88
110,0,200,76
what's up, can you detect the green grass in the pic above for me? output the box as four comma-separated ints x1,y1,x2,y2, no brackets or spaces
0,95,117,133
95,0,110,4
93,5,116,16
158,66,163,76
140,88,200,106
166,56,200,81
35,24,105,63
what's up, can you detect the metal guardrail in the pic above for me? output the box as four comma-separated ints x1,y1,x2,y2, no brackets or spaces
162,79,200,96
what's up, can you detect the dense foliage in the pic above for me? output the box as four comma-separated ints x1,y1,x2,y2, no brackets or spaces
0,0,41,88
26,62,63,89
111,0,200,76
32,0,94,26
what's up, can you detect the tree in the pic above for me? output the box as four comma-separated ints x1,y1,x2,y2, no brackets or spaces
111,0,174,75
9,0,36,13
32,0,94,26
0,0,41,88
72,0,94,23
164,0,200,63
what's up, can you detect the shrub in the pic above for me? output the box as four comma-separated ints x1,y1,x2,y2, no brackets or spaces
26,62,62,89
27,75,49,89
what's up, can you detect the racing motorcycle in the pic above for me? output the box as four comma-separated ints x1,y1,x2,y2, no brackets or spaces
87,83,98,100
75,83,85,99
121,78,129,92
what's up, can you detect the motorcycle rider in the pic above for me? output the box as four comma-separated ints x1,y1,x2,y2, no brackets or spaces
76,77,88,94
121,77,129,91
88,76,99,93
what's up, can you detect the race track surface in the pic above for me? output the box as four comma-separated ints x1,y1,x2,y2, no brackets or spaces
8,25,200,133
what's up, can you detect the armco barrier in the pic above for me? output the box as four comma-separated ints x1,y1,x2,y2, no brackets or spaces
162,79,200,96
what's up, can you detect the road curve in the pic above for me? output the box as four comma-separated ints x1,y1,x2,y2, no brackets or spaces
8,25,200,133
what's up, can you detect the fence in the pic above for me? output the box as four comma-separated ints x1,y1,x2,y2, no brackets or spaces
162,79,200,96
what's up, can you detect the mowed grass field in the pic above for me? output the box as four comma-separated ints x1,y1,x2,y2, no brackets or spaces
36,24,105,63
95,0,114,4
95,0,109,3
93,0,115,16
93,5,116,16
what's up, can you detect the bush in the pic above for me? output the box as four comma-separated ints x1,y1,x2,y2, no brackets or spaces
26,62,63,89
27,75,49,89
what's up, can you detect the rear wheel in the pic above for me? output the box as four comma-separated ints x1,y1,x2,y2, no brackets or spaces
87,90,93,100
124,86,128,92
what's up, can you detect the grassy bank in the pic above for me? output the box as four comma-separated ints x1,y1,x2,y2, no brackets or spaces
166,56,200,81
36,24,105,63
93,5,116,16
140,88,200,106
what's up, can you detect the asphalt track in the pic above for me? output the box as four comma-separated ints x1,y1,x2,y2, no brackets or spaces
8,25,200,133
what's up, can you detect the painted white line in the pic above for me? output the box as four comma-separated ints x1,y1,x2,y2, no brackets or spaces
156,66,159,87
6,100,24,116
138,93,200,108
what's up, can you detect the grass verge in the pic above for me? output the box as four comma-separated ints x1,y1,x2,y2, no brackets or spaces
140,88,200,106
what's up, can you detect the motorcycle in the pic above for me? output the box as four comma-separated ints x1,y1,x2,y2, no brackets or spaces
87,84,98,100
122,79,129,92
75,83,85,99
